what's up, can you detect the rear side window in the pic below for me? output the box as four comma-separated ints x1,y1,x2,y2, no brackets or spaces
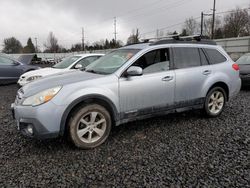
204,48,227,64
173,47,201,69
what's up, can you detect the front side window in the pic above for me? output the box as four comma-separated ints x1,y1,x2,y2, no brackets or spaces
204,48,227,64
173,47,201,69
53,56,81,69
0,56,15,65
85,49,139,74
132,48,170,74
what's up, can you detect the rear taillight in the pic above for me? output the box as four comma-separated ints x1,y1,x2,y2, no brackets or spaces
232,63,239,71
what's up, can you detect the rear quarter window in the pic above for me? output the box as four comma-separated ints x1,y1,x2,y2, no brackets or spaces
204,48,227,64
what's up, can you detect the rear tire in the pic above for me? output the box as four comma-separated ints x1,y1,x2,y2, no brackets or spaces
68,104,112,149
204,87,226,117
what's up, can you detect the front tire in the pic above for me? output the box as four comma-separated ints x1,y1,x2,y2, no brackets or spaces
204,87,226,117
68,104,112,149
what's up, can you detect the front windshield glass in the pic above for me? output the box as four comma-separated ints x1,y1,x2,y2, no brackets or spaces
53,56,81,69
236,55,250,65
85,49,140,74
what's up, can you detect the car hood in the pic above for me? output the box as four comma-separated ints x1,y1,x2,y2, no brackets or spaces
21,71,105,97
21,67,68,78
239,64,250,74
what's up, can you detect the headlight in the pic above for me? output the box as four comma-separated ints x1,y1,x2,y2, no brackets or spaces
26,75,42,82
22,86,62,106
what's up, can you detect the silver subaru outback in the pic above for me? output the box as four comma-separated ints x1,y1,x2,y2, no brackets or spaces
11,37,241,149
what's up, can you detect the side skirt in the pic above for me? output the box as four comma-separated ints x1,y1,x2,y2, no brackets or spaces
116,98,204,126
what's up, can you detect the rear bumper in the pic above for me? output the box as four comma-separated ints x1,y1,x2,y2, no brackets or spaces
229,78,241,99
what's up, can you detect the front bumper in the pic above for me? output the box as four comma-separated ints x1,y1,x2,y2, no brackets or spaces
17,78,29,87
11,101,66,139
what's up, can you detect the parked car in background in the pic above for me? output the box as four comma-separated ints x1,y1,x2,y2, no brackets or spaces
11,36,241,149
17,53,104,86
236,53,250,87
0,54,40,84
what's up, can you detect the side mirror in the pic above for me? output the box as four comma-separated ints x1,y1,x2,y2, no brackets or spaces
126,66,143,76
75,64,83,69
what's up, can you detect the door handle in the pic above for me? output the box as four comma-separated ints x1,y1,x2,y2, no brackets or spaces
162,76,173,81
203,70,212,75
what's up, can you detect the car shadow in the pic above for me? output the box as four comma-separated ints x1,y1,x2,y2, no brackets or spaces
22,110,203,152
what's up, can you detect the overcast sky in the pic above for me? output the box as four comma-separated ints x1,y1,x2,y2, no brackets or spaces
0,0,249,50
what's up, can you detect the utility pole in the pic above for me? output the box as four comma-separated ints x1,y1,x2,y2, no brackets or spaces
34,37,38,53
201,12,204,36
114,17,117,44
211,0,216,39
82,27,85,51
156,29,159,39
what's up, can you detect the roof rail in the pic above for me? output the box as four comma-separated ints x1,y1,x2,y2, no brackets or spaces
150,35,216,46
141,34,180,42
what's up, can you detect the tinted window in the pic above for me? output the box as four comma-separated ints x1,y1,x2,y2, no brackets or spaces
204,48,227,64
0,56,15,65
199,49,209,65
173,47,201,69
133,49,170,74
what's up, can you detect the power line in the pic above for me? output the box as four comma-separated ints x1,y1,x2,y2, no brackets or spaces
141,7,250,38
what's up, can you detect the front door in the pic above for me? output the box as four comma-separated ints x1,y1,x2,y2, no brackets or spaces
119,48,175,119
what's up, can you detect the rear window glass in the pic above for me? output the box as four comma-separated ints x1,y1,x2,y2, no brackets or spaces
173,47,201,69
204,48,227,64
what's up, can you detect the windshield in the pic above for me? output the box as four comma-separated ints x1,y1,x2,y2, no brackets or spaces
53,56,81,69
236,55,250,65
85,49,140,74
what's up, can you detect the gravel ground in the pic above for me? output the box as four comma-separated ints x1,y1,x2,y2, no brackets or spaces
0,84,249,187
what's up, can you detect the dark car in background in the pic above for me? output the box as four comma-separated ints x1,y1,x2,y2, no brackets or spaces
237,53,250,87
0,54,40,84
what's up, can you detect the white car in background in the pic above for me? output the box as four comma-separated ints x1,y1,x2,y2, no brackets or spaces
17,53,104,86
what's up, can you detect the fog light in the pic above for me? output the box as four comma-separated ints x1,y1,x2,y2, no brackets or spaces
27,125,34,135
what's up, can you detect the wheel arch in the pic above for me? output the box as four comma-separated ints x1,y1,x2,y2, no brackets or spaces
59,94,119,136
206,82,229,101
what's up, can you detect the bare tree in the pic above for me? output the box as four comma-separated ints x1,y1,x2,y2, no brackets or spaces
44,32,59,53
183,17,199,35
203,17,222,38
223,8,250,38
127,29,140,44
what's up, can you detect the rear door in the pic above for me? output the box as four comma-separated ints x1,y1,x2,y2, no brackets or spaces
0,56,23,80
173,47,211,104
119,48,175,118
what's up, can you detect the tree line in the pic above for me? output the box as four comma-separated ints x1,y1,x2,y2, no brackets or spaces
2,7,250,54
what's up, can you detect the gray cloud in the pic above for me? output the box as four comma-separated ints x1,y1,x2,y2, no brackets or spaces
0,0,249,50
